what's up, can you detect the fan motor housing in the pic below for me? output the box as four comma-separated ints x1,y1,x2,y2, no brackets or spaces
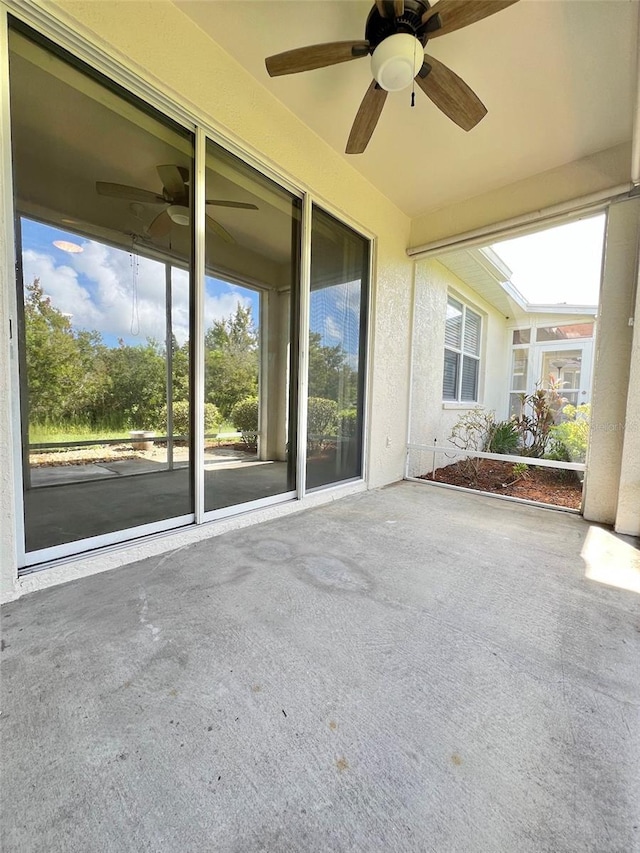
365,0,435,50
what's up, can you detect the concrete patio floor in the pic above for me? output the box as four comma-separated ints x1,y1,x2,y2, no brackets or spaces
1,483,639,852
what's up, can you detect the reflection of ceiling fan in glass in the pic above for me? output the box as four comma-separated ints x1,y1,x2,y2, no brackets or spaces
96,164,258,243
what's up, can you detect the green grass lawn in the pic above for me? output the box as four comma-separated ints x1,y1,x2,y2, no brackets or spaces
30,420,242,446
29,423,133,445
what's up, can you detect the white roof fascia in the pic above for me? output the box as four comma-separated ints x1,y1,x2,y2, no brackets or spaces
524,303,598,315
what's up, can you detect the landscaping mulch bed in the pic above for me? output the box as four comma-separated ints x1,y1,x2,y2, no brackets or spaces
420,459,582,509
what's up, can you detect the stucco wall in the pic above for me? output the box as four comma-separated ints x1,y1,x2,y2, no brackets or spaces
408,259,509,477
614,223,640,536
582,198,640,526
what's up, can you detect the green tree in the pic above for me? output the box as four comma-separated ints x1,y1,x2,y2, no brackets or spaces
23,278,105,425
170,335,190,403
100,338,166,429
308,331,359,409
205,303,259,419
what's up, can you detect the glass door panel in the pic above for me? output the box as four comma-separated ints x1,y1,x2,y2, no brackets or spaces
306,207,369,489
537,344,593,414
203,140,301,512
9,24,194,553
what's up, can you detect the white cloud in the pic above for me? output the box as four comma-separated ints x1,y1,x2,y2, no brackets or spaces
22,250,102,329
324,314,342,343
204,290,252,333
22,241,254,348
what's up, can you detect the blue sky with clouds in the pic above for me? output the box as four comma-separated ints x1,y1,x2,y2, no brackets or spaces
23,217,364,366
21,218,259,349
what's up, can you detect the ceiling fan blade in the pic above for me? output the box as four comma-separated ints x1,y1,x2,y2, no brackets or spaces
206,215,235,244
266,41,370,77
96,182,165,204
417,56,487,131
375,1,388,16
157,164,189,198
346,81,388,155
422,0,519,37
148,210,172,238
205,200,259,210
394,1,405,15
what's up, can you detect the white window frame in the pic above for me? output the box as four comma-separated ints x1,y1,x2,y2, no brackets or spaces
442,295,482,404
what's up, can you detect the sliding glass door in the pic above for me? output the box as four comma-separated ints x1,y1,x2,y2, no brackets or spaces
203,140,301,512
307,207,369,489
7,18,370,567
9,22,194,553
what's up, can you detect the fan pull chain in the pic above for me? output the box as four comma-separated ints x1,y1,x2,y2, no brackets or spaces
411,37,417,107
130,247,140,336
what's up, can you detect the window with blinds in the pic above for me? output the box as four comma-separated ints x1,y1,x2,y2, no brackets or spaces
443,296,481,402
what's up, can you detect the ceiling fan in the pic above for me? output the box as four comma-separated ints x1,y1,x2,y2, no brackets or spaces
265,0,519,153
96,164,258,243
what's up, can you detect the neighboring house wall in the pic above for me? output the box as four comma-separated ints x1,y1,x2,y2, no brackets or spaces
505,312,597,417
408,259,509,477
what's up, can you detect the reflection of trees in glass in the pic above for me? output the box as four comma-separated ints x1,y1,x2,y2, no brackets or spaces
25,278,108,425
308,331,358,407
24,277,184,431
24,278,361,437
205,304,259,420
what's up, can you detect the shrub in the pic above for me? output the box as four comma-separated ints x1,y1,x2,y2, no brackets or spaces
338,408,358,439
155,401,220,438
511,377,567,457
511,461,530,481
203,403,221,437
487,420,520,455
548,403,590,464
448,407,496,484
230,396,259,448
307,397,338,451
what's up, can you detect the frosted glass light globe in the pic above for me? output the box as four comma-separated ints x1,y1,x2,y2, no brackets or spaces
370,34,423,92
167,204,190,226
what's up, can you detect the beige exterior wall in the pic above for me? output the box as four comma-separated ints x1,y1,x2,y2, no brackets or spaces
583,198,640,526
614,231,640,536
408,259,509,477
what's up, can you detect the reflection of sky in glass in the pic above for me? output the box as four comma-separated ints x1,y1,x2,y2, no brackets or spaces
21,218,258,348
310,280,362,358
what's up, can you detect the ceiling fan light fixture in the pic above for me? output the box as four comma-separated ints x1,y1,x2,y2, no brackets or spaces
167,204,190,226
370,33,423,92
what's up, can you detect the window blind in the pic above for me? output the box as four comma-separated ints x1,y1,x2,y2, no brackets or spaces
443,350,459,400
444,299,463,349
463,309,481,356
461,356,478,401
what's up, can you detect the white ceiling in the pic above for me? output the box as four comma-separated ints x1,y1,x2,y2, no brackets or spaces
175,0,639,219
